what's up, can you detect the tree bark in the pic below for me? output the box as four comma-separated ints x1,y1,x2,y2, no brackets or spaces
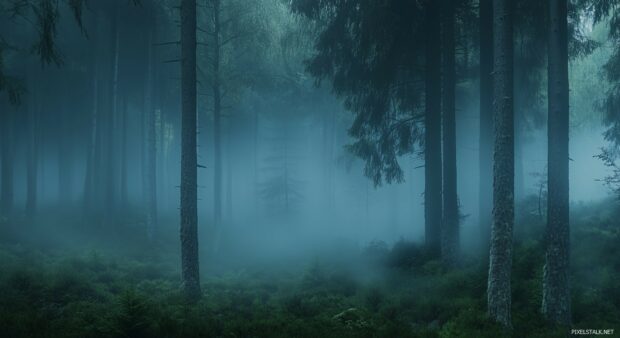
26,79,39,218
488,0,514,328
212,0,222,229
106,5,120,216
84,52,100,213
180,0,201,299
145,21,158,241
58,104,74,204
253,104,259,214
543,0,571,325
284,130,290,214
424,0,442,255
0,106,13,220
141,73,147,210
323,109,335,212
514,118,525,202
441,0,459,267
225,123,232,222
120,98,128,208
479,0,493,254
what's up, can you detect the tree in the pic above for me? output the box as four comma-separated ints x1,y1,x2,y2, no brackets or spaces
208,0,224,228
424,0,442,255
26,73,39,217
543,0,571,325
0,0,87,221
293,0,426,183
83,12,104,216
105,0,121,216
441,0,458,266
180,0,201,299
479,0,493,253
201,0,276,226
492,0,594,207
487,0,514,328
145,8,158,241
293,0,488,257
292,0,431,247
259,112,304,215
0,104,13,220
590,2,620,177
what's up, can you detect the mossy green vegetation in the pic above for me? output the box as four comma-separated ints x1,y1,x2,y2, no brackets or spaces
0,201,618,337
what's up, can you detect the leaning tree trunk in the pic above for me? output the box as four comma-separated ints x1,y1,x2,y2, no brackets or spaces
479,0,493,254
180,0,201,299
424,0,442,255
543,0,571,325
441,0,459,267
488,0,514,328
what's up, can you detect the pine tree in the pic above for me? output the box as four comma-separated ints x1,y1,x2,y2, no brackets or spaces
479,0,493,253
543,0,571,325
424,0,442,255
441,0,459,266
180,0,201,299
487,0,514,328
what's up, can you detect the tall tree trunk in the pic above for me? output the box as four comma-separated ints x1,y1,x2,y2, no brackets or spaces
543,0,571,325
26,80,39,218
1,106,14,220
424,0,442,255
141,81,147,208
488,0,514,328
441,0,458,266
479,0,493,254
85,11,106,218
284,127,290,214
180,0,201,299
84,52,100,213
225,124,232,222
141,44,150,213
323,109,335,212
58,107,72,204
253,104,259,214
213,0,222,228
514,117,525,202
94,49,105,218
120,98,128,208
158,101,165,212
106,7,120,217
147,104,157,240
146,23,157,241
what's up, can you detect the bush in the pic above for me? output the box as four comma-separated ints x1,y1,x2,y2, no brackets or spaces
1,199,619,337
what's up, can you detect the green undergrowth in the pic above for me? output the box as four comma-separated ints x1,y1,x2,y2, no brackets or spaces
0,201,618,337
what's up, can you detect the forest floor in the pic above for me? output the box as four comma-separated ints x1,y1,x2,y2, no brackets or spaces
0,198,619,338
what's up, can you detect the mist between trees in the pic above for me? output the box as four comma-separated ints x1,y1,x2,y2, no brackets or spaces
1,0,620,336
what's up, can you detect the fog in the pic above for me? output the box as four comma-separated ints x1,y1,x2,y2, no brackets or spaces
0,9,613,253
2,76,611,267
1,0,619,335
